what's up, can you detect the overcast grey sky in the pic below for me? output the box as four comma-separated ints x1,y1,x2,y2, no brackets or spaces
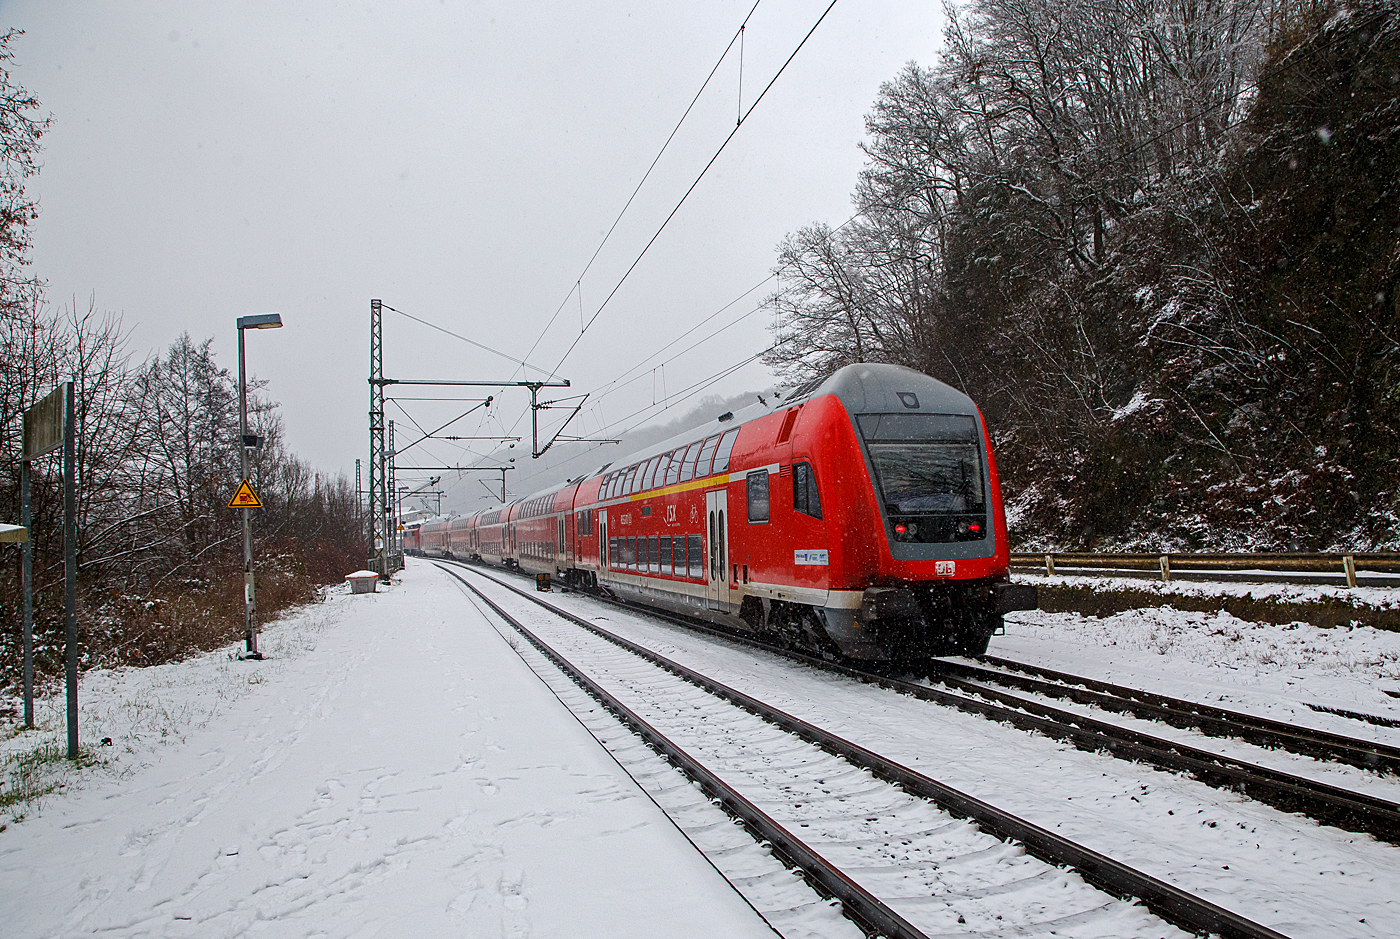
4,0,944,507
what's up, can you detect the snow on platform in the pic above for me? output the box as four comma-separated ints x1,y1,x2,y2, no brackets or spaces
0,564,777,938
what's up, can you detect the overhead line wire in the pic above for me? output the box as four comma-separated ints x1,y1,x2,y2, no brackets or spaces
547,0,842,377
381,303,559,379
517,0,766,373
582,208,861,409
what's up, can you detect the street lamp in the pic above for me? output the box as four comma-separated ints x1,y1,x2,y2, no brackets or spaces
237,312,282,659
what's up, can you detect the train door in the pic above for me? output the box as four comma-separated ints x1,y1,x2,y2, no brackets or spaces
598,510,608,573
705,490,729,612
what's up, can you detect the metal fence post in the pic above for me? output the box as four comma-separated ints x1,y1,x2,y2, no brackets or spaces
1343,554,1357,588
1160,555,1171,583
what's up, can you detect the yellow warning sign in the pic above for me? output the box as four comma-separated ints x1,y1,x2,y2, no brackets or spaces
228,478,262,508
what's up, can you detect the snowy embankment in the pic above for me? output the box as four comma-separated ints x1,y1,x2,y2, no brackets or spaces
999,575,1400,735
0,565,775,938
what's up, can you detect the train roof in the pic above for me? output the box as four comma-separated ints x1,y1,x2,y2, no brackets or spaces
798,363,978,417
603,363,978,470
455,364,979,519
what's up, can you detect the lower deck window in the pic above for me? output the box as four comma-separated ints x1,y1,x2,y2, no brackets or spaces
687,534,703,579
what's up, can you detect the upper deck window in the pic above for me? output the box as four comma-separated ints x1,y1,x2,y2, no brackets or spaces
712,429,739,474
678,441,702,482
664,449,683,486
695,435,720,479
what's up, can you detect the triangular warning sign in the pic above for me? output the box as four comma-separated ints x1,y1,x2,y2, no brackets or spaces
228,478,262,508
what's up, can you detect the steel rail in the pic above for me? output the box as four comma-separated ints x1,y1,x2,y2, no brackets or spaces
453,560,1400,842
448,562,1293,939
948,655,1400,775
439,564,934,939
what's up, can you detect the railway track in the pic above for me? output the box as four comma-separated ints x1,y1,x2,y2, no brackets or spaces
453,560,1400,844
936,656,1400,774
440,561,1293,939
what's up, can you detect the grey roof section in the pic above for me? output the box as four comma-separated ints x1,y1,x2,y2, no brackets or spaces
790,363,978,418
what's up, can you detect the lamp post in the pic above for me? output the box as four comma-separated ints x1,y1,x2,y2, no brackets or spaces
237,312,282,659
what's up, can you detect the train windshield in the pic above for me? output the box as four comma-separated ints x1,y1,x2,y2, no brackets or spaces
857,414,987,543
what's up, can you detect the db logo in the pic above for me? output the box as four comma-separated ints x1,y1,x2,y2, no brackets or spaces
665,505,677,523
935,561,956,576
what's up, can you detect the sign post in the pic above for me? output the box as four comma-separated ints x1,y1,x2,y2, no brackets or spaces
63,382,77,758
21,384,71,740
235,312,282,660
21,456,33,729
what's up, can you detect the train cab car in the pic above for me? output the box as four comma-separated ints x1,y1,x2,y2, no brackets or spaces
574,363,1034,659
746,363,1036,658
452,363,1033,662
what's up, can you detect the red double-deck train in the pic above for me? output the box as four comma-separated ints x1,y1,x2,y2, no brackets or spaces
406,363,1036,659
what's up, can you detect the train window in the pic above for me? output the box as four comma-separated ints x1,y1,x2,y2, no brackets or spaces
609,537,618,568
712,429,739,474
648,535,659,572
661,536,674,574
678,441,702,482
654,453,672,488
793,462,823,519
687,533,703,579
695,435,720,478
664,449,682,486
624,464,639,495
747,470,770,523
641,456,661,491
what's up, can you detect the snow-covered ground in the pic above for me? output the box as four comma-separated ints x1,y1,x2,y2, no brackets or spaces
5,559,1400,938
996,589,1400,740
0,564,779,938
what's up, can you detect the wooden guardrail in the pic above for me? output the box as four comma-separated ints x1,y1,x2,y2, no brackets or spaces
1009,553,1400,588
